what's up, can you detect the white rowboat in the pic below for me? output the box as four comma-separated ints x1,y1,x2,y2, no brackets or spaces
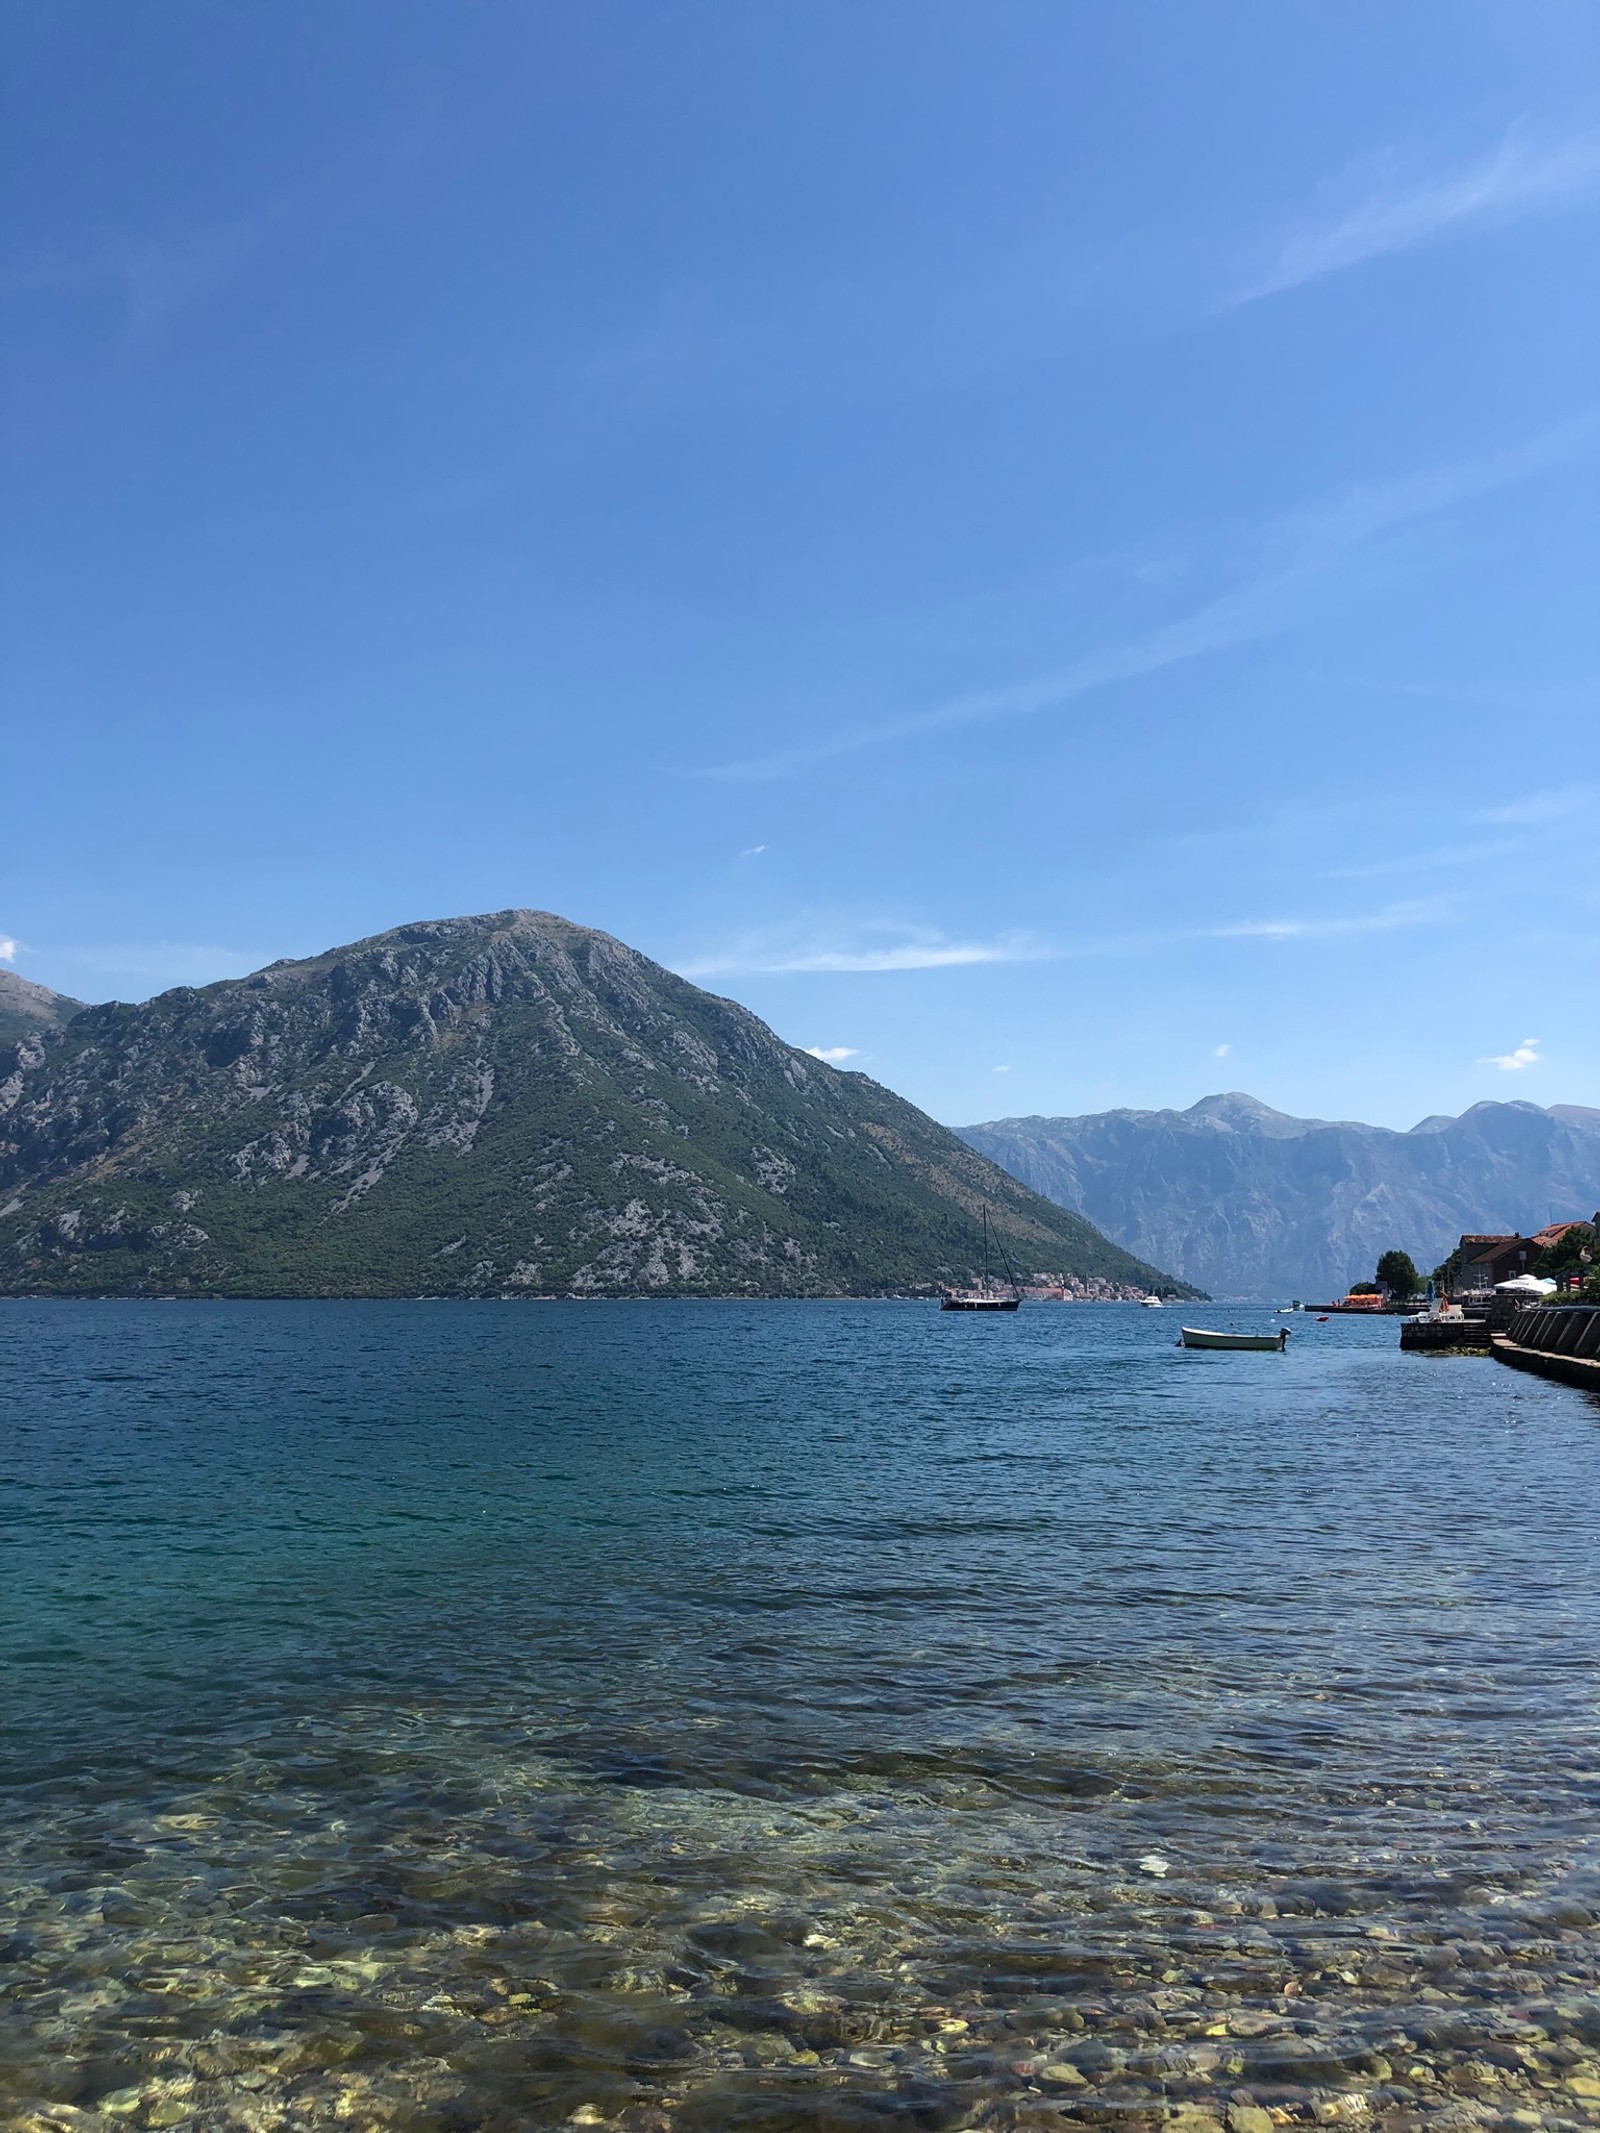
1180,1326,1289,1352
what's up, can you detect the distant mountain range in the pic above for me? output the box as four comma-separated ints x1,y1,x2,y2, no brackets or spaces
959,1092,1600,1299
0,911,1193,1300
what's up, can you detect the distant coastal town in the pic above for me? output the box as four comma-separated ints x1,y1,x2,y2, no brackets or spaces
1017,1273,1167,1302
1324,1215,1598,1313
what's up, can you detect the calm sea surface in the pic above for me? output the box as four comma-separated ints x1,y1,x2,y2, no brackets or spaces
3,1301,1600,2132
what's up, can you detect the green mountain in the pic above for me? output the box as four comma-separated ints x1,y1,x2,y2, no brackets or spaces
0,910,1194,1300
0,969,83,1048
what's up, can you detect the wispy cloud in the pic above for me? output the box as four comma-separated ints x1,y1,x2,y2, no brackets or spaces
1293,411,1600,546
804,1045,859,1063
1230,128,1600,307
565,125,1599,433
6,216,266,350
682,900,1453,979
700,415,1598,782
991,1064,1012,1074
0,935,17,963
739,844,768,858
678,925,1052,976
1327,839,1518,881
6,115,429,357
1211,897,1452,942
1476,781,1599,826
1212,1043,1231,1058
703,568,1308,781
1483,1036,1541,1072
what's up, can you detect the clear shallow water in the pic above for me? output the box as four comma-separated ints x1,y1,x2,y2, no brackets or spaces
3,1301,1600,2133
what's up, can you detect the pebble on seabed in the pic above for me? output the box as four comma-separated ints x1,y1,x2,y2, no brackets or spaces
3,1723,1600,2133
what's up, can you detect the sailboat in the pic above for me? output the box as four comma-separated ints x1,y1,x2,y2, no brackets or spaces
940,1208,1023,1311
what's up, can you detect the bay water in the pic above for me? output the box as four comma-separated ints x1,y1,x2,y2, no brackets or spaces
3,1301,1599,2131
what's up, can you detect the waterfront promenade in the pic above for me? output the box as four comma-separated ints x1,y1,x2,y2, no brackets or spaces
1493,1300,1600,1392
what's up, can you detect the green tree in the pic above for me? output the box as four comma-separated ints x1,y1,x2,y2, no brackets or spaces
1533,1223,1595,1284
1376,1249,1420,1300
1535,1225,1600,1301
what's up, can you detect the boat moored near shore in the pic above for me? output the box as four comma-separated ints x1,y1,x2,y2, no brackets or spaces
1180,1325,1289,1351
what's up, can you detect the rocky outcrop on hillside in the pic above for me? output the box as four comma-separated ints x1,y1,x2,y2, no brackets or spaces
0,910,1192,1299
960,1091,1600,1299
0,970,82,1049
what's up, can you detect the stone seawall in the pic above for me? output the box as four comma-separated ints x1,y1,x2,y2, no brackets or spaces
1492,1303,1600,1392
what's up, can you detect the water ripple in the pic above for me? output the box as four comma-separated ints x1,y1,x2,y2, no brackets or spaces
1,1300,1598,2130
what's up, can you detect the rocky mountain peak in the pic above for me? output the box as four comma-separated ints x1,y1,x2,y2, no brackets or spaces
0,910,1188,1300
1182,1091,1318,1137
0,969,84,1049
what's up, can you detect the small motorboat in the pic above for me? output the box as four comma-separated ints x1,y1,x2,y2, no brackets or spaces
1180,1326,1289,1352
1141,1294,1164,1308
1411,1286,1466,1326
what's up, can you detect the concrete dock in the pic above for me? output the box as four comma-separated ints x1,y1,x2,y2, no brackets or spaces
1492,1303,1600,1392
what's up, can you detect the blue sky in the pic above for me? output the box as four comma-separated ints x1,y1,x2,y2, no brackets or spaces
3,1,1596,1129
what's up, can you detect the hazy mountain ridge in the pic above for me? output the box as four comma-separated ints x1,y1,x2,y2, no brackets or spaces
0,910,1192,1299
0,970,83,1049
959,1092,1600,1299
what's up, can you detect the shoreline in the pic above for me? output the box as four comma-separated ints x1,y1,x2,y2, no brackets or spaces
0,1288,1206,1305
